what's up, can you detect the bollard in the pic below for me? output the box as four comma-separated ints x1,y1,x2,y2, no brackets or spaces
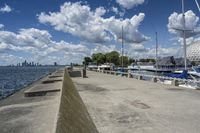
138,75,143,80
128,70,132,78
115,72,118,76
128,73,131,78
82,69,87,78
152,77,157,83
121,73,123,77
70,63,74,71
172,79,179,86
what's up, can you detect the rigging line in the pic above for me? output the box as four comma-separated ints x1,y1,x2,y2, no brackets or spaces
195,0,200,12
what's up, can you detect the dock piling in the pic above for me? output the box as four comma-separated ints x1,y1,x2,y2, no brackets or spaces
172,79,179,86
152,77,157,83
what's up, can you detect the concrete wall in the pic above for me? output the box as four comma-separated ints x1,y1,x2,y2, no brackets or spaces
55,69,98,133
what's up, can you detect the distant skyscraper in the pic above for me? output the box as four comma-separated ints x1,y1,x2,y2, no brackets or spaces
54,62,57,66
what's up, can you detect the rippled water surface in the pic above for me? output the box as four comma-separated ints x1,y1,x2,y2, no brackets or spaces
0,66,61,99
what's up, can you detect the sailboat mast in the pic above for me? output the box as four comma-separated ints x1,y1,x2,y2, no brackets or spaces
155,32,158,73
121,25,124,69
182,0,187,70
195,0,200,12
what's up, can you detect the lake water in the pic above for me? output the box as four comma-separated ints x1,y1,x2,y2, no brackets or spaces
0,66,61,99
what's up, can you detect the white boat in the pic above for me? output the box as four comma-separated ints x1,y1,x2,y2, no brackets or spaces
128,64,173,73
87,63,98,70
128,64,141,70
98,63,115,71
188,66,200,80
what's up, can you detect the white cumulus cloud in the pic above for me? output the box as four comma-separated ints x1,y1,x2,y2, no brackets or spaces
126,43,181,59
0,53,24,65
104,13,149,43
0,28,89,65
38,2,148,44
111,6,125,17
168,10,200,38
0,24,4,29
116,0,145,9
0,4,12,13
91,44,117,54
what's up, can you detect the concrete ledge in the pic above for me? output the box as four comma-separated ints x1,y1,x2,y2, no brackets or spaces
24,89,60,97
24,84,60,97
48,75,63,78
42,79,62,84
55,69,98,133
68,71,82,77
24,71,63,97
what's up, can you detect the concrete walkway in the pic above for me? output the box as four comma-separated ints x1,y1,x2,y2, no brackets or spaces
73,70,200,133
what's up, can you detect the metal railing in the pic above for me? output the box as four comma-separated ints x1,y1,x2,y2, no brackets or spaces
88,69,200,89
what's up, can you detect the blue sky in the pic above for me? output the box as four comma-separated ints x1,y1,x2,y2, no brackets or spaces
0,0,200,65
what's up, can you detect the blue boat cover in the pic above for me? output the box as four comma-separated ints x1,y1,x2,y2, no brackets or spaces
166,70,188,79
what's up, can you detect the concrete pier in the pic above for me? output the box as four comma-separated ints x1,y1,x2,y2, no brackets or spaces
0,68,98,133
72,70,200,133
1,68,200,133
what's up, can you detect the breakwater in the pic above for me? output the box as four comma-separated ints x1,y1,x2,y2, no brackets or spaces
55,69,98,133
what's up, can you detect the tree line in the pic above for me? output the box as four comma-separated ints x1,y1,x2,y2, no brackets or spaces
83,51,155,67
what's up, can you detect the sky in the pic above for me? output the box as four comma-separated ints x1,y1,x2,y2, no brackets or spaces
0,0,200,65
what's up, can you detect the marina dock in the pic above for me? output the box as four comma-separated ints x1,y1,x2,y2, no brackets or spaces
1,68,200,133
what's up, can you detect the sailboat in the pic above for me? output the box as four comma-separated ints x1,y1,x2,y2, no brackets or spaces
166,0,191,80
161,0,200,89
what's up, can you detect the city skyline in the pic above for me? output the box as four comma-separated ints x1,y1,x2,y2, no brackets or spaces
0,0,200,65
7,60,54,67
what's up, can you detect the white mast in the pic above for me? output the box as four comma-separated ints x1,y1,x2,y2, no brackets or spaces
155,32,158,73
121,25,124,69
195,0,200,12
182,0,187,70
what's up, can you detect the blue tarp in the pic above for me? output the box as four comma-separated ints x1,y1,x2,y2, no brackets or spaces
166,70,188,79
116,68,126,75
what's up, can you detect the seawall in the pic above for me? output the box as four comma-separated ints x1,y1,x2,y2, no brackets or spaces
55,69,98,133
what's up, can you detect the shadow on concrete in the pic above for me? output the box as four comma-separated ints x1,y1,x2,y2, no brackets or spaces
42,79,62,84
68,71,82,77
48,75,63,78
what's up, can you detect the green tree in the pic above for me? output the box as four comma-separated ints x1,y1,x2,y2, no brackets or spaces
128,58,135,65
92,53,106,65
105,51,120,65
83,57,92,65
149,58,156,63
191,61,196,66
